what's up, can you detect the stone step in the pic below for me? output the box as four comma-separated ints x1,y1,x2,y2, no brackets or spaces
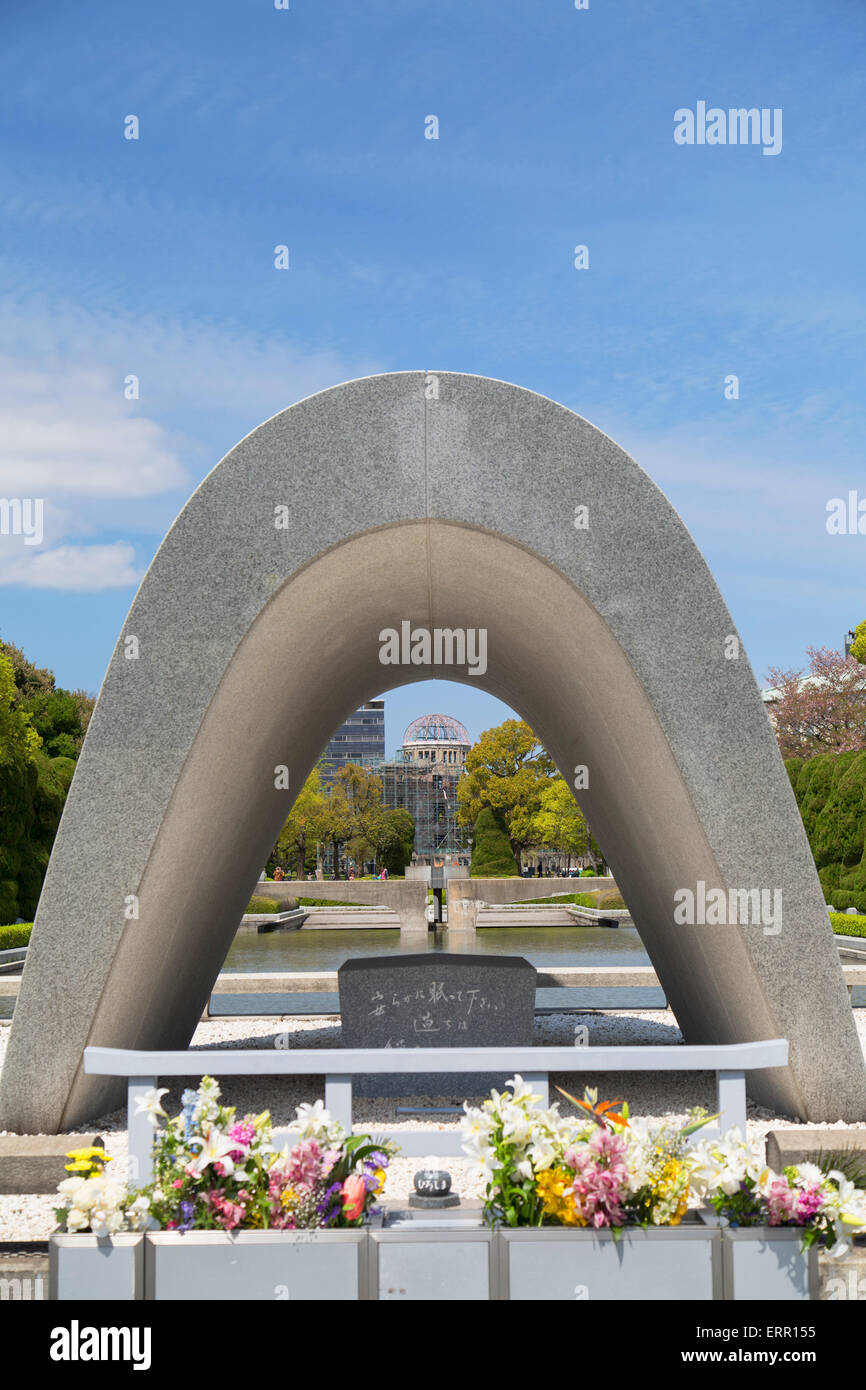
766,1127,866,1172
0,1133,105,1195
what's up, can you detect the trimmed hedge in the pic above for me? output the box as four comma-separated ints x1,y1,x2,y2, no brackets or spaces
825,889,866,914
523,892,595,906
522,890,627,911
786,751,866,909
470,807,519,877
295,898,365,908
0,922,32,949
246,896,280,915
828,912,866,939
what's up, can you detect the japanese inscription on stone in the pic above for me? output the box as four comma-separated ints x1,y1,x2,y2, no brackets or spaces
338,953,536,1048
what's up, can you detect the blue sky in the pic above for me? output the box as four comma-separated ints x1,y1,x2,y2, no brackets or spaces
1,0,864,751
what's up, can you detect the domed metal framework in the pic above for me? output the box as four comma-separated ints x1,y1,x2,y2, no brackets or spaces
403,713,470,745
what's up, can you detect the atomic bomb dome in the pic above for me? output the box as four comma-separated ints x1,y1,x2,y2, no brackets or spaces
401,713,470,768
402,713,471,748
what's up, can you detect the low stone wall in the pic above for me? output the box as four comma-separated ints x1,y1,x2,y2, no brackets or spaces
249,878,428,930
449,876,616,905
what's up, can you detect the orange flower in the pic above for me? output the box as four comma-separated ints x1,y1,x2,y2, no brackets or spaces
341,1174,367,1222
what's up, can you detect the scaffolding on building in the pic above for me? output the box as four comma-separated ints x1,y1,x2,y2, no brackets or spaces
362,757,468,861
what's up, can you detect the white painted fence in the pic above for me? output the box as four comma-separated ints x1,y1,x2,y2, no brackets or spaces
83,1038,789,1185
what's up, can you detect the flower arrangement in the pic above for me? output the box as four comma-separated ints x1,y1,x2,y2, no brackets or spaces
461,1073,670,1228
55,1146,128,1237
689,1130,866,1254
55,1080,396,1235
462,1076,866,1250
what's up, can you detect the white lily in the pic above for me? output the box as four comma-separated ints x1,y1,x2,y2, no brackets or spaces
133,1086,169,1129
186,1124,237,1177
505,1075,541,1107
295,1099,335,1141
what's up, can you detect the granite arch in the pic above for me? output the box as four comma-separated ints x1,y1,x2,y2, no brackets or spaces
1,371,862,1130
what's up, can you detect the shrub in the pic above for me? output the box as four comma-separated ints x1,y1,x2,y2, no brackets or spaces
523,890,627,910
788,752,866,907
828,912,866,938
245,896,280,915
0,922,32,949
470,807,520,877
595,890,626,910
522,892,590,906
295,897,364,908
826,889,866,914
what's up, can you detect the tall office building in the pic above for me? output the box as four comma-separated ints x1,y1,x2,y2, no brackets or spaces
321,701,385,778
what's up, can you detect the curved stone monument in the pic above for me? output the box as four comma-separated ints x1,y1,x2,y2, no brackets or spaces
1,372,863,1131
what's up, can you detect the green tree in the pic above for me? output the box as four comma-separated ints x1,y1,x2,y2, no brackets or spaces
470,806,520,877
531,777,588,866
0,649,41,922
316,763,386,876
457,719,554,863
0,637,95,755
786,749,866,908
275,766,327,879
375,807,414,876
852,621,866,665
0,650,75,924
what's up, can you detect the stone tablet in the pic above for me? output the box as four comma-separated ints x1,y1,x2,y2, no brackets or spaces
337,953,536,1049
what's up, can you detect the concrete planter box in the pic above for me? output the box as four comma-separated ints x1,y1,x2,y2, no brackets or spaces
145,1230,367,1300
50,1234,144,1301
498,1223,722,1301
370,1221,495,1300
699,1213,818,1300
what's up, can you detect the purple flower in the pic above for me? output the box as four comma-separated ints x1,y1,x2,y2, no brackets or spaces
316,1181,344,1225
177,1199,196,1233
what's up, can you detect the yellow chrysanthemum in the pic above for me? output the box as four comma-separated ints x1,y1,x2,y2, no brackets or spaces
64,1146,111,1176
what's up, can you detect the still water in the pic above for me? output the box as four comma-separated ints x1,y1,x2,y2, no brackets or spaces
216,925,664,1014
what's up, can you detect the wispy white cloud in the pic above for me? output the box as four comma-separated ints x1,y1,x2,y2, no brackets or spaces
0,293,381,591
0,540,141,591
0,358,187,497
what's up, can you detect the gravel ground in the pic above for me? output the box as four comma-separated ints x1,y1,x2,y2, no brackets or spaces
3,1008,866,1242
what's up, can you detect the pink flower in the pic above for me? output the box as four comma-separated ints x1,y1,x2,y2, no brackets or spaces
227,1119,257,1162
765,1177,798,1226
563,1129,628,1227
341,1174,367,1222
171,1179,184,1189
229,1120,256,1146
796,1185,824,1222
283,1139,326,1191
